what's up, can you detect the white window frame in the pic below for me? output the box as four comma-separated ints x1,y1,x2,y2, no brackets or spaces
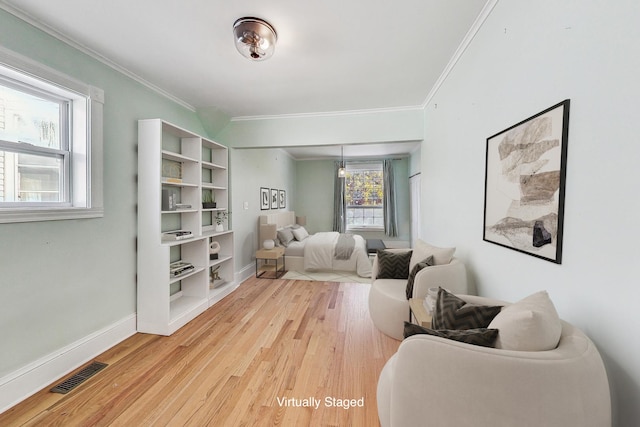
344,161,385,232
0,46,103,223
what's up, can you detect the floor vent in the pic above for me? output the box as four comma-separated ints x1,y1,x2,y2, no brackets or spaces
50,361,108,394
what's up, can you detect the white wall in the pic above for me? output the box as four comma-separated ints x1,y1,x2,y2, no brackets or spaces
422,1,640,425
217,108,424,148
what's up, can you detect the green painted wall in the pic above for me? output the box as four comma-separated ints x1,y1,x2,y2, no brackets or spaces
0,10,207,378
229,148,296,272
292,159,334,234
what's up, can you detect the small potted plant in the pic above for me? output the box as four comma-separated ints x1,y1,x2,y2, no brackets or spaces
202,191,216,209
215,210,228,232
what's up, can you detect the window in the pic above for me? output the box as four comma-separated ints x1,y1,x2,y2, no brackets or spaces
344,161,384,231
0,47,104,223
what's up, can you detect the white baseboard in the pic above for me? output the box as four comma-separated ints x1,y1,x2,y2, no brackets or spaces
0,314,137,414
236,262,256,284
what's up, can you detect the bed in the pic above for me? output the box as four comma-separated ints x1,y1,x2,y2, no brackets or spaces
259,211,372,278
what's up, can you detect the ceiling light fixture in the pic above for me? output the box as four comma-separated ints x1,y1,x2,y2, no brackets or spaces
338,146,346,178
233,17,277,61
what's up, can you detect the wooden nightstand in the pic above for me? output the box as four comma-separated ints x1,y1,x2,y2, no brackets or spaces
409,298,432,328
255,247,286,279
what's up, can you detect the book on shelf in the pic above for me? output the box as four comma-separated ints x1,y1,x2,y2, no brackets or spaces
161,189,177,211
169,261,195,277
162,230,193,241
162,177,183,184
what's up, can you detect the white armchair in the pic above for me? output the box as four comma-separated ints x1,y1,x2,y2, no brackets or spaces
368,248,468,340
377,295,611,427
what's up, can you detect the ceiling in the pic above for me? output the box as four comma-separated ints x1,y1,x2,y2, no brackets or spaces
0,0,489,158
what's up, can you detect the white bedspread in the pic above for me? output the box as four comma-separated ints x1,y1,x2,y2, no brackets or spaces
303,232,372,278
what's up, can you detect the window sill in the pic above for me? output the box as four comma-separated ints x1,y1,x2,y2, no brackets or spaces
346,226,384,232
0,207,104,224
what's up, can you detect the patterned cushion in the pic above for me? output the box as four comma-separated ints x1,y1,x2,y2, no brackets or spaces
432,287,502,330
376,250,412,279
403,322,499,348
405,256,434,299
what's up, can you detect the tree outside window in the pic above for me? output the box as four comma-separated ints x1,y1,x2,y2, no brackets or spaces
344,162,384,230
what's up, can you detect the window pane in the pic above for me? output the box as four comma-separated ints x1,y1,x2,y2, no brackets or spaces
345,164,384,229
0,84,61,149
0,150,63,202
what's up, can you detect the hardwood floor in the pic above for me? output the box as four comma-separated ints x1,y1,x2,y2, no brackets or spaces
0,277,400,426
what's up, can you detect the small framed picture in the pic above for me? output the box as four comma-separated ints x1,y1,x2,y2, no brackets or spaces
271,188,278,209
279,190,286,208
260,187,270,210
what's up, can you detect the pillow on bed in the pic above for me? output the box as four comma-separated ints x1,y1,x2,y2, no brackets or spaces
277,228,295,247
292,226,309,241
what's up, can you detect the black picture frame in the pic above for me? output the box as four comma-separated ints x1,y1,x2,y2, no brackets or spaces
270,188,278,209
260,187,270,210
279,190,286,209
483,99,570,264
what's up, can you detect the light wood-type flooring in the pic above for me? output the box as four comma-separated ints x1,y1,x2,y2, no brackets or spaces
0,277,400,426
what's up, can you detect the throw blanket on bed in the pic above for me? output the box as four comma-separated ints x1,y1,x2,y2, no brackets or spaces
334,233,355,260
303,232,372,277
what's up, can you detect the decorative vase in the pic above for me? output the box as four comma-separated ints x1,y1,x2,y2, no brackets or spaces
209,241,221,260
263,239,275,250
215,224,224,232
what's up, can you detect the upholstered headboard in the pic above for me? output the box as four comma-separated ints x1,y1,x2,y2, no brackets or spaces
258,211,295,243
259,211,295,228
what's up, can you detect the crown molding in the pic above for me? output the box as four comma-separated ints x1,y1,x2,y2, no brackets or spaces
230,105,424,122
421,0,499,108
0,1,196,112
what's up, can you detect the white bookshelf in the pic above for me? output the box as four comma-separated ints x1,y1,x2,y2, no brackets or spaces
137,119,237,336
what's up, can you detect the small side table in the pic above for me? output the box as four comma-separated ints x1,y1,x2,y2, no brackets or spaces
255,247,286,279
409,298,432,328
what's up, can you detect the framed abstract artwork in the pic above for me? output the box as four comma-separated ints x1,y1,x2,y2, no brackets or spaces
260,187,270,210
271,188,278,209
279,190,286,209
483,99,570,264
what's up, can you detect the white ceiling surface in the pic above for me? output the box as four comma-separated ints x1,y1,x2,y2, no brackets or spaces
2,0,488,158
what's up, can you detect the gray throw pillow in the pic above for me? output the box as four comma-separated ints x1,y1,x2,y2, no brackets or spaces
405,256,434,300
432,287,502,330
376,250,413,279
403,322,499,348
276,228,295,247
